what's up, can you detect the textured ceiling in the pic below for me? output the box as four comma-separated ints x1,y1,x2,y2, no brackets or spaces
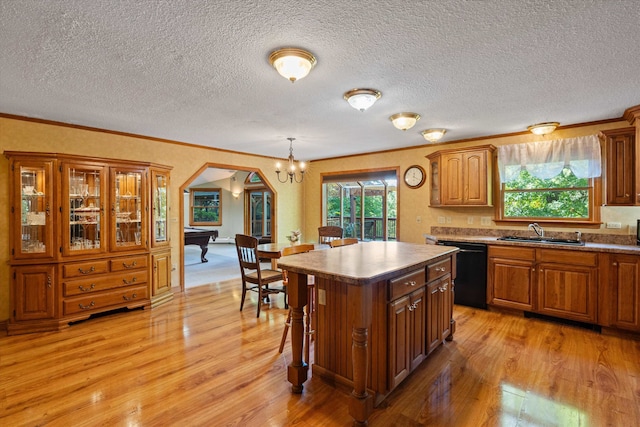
1,0,639,162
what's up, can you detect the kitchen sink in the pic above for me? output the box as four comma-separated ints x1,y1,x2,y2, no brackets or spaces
497,235,585,246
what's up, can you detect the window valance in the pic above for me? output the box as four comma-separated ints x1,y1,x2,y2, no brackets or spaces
497,135,601,183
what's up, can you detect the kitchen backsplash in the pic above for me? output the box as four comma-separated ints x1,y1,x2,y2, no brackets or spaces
431,226,636,246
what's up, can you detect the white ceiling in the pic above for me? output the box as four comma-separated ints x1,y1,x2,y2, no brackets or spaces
1,1,639,162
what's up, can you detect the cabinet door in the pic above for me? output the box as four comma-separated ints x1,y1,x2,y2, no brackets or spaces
537,263,597,323
462,150,488,205
603,128,636,205
610,254,640,331
152,250,172,296
426,280,442,355
62,162,108,256
409,287,426,370
441,153,463,205
111,167,147,252
11,158,56,260
489,257,535,311
13,265,56,320
439,275,452,341
429,156,441,206
151,168,170,247
389,294,411,388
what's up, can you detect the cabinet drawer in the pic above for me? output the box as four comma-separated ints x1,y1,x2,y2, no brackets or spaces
63,270,148,296
427,258,451,282
62,260,109,278
63,285,148,315
538,249,597,267
390,269,425,301
110,255,148,272
488,245,535,260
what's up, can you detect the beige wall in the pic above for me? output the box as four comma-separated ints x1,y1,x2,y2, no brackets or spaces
2,115,639,323
0,117,304,321
300,119,640,244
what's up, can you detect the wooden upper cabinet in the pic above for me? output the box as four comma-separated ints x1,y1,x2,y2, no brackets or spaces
600,127,638,205
427,145,495,207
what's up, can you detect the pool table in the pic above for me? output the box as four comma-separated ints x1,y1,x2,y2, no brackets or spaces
184,227,218,262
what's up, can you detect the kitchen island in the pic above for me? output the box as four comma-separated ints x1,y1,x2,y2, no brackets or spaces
277,241,458,425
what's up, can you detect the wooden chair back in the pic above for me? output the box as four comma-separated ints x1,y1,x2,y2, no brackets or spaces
329,238,359,248
235,233,285,317
318,226,343,244
282,243,315,257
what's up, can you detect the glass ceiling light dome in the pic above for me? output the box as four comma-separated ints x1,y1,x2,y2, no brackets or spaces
389,112,421,131
269,48,317,83
528,122,560,136
343,88,382,112
421,129,447,143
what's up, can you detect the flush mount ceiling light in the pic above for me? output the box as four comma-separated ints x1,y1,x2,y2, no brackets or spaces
268,47,317,83
527,122,560,136
343,88,382,112
421,129,447,143
389,112,421,131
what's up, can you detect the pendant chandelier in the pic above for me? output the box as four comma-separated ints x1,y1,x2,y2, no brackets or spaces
276,138,305,183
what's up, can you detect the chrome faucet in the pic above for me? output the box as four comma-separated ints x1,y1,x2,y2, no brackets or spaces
528,223,544,238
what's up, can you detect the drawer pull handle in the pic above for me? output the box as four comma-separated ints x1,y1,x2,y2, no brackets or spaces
123,293,138,301
405,280,416,287
123,277,138,285
78,266,96,275
78,284,96,292
122,261,138,269
435,267,446,272
79,301,95,310
407,301,420,311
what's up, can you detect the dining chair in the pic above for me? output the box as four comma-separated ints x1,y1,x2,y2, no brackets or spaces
235,234,286,318
278,243,316,363
329,238,359,248
318,226,343,244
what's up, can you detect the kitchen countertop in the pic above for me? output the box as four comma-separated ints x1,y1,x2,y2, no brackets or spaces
435,235,640,255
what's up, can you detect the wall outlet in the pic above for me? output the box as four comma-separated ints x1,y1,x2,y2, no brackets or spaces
467,217,474,225
606,222,622,229
416,215,422,223
481,217,492,226
171,263,177,271
446,217,452,224
437,216,446,224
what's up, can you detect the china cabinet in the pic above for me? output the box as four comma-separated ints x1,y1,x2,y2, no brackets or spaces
426,145,495,207
150,166,173,307
5,152,172,335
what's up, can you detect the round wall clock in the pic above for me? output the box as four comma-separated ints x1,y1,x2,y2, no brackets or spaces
404,165,426,188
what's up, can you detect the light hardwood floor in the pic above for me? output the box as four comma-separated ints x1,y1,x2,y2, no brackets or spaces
1,279,639,426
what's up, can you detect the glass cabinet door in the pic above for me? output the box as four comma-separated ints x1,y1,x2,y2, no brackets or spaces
62,163,107,256
151,169,169,247
13,159,56,260
111,168,146,251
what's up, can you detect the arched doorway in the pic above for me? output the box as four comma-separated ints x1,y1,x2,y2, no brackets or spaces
179,164,276,291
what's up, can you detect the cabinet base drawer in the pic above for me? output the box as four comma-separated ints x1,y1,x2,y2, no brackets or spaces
63,270,148,296
63,285,148,315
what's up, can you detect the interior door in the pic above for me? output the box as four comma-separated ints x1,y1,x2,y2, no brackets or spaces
248,190,272,238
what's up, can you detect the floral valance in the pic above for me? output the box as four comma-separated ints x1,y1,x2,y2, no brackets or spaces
497,135,601,183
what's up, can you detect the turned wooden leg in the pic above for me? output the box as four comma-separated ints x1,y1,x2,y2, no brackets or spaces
348,284,374,425
286,272,308,393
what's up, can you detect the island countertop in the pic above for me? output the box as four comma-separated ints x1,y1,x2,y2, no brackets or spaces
277,241,458,285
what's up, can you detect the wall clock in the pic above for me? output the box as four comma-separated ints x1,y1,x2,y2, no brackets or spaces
404,165,426,188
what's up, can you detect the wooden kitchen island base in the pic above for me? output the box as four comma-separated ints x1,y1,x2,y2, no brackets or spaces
278,242,458,425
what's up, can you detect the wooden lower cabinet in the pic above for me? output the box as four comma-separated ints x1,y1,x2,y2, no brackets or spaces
488,246,536,311
313,253,456,405
12,265,56,322
151,249,173,307
599,253,640,332
489,246,599,324
389,287,425,389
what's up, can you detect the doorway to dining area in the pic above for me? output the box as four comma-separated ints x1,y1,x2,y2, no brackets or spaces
180,164,275,290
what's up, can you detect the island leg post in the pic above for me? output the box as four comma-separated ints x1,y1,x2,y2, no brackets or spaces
348,284,374,425
287,272,308,393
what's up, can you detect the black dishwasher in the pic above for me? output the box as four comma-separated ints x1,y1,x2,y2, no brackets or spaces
437,241,487,309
